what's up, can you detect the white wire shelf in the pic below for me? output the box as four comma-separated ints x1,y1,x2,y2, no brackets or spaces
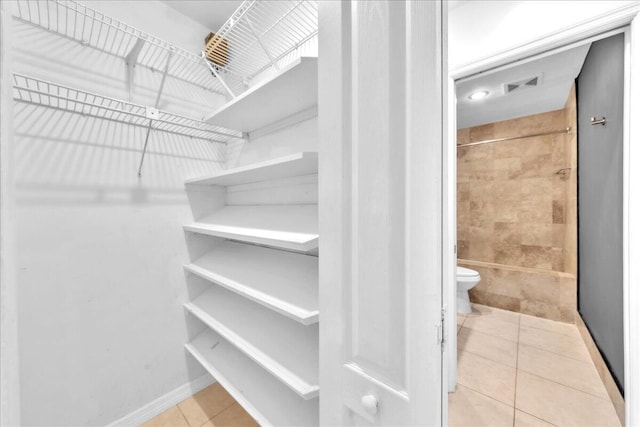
204,0,318,98
13,0,225,95
13,74,242,143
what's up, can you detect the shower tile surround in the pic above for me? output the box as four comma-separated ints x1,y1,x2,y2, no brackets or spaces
457,87,578,322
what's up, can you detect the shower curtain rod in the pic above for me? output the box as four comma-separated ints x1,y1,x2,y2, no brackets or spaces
457,127,571,148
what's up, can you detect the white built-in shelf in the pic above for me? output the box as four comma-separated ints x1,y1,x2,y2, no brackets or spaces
185,286,319,399
205,57,318,132
183,205,318,252
185,152,318,186
186,329,319,427
184,241,318,324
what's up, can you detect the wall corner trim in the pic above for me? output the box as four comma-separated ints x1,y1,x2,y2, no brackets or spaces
105,374,215,427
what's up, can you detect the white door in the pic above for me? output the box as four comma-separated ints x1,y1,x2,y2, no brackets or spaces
318,1,447,425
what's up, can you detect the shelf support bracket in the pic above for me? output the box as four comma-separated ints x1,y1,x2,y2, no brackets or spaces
125,37,146,102
246,16,280,71
155,50,174,108
201,52,236,99
137,120,153,178
137,51,173,177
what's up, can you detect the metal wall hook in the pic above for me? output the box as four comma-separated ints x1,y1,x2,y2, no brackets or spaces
591,117,606,126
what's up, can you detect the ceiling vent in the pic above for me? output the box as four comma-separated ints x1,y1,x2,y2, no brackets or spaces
503,74,543,94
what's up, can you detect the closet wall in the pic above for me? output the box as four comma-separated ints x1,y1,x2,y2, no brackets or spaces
10,2,231,425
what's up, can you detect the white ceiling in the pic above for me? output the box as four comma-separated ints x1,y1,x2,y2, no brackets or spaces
456,44,591,129
162,1,243,32
163,0,470,33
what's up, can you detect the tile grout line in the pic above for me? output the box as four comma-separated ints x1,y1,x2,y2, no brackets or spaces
457,348,516,368
517,368,613,402
517,341,594,366
517,339,592,363
459,323,520,343
517,408,561,427
455,383,515,410
520,321,579,337
175,404,194,427
199,397,238,427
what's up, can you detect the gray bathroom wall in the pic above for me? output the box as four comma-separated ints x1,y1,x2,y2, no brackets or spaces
577,33,625,392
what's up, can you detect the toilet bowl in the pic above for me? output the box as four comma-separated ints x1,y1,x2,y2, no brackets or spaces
457,266,481,314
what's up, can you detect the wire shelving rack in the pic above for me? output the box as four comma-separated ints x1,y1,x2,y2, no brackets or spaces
13,0,226,96
11,0,318,172
13,74,242,175
203,0,318,99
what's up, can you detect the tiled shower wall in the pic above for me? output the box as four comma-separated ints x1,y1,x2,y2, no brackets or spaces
457,87,578,322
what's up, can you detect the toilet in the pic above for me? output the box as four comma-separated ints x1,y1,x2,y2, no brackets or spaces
457,266,481,314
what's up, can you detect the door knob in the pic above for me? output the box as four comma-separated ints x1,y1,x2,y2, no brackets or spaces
361,394,378,414
591,116,606,126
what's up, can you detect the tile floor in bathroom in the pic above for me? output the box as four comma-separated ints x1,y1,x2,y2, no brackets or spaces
143,302,619,427
450,303,621,427
140,383,258,427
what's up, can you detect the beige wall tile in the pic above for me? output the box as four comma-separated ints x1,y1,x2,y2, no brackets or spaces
520,300,575,323
449,385,514,427
493,180,521,201
515,371,620,427
494,242,523,266
519,200,552,224
469,289,521,313
520,245,553,270
493,141,523,159
457,128,471,145
177,383,236,427
520,223,553,247
470,302,521,323
469,123,495,142
552,200,565,223
485,269,524,300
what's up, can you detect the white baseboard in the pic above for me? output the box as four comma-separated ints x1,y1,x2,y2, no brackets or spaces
105,374,215,427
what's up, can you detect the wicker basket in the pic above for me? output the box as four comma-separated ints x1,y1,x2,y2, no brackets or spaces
205,32,228,67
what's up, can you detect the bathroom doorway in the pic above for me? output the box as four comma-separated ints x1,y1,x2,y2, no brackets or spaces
448,31,627,426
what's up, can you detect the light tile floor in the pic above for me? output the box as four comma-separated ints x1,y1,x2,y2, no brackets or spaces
450,303,621,427
144,303,619,427
141,383,258,427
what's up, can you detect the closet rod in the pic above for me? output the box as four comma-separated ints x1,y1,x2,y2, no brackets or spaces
457,127,571,148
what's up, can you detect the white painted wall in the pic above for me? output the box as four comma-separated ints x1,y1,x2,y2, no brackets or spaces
449,0,638,71
8,1,234,425
226,117,318,168
1,2,21,425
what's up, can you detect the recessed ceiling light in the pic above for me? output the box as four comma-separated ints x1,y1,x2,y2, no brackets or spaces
468,90,489,101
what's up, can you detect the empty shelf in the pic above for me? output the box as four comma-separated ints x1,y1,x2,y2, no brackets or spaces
185,286,319,399
184,205,318,251
205,57,318,132
186,329,319,427
185,152,318,186
184,241,318,324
